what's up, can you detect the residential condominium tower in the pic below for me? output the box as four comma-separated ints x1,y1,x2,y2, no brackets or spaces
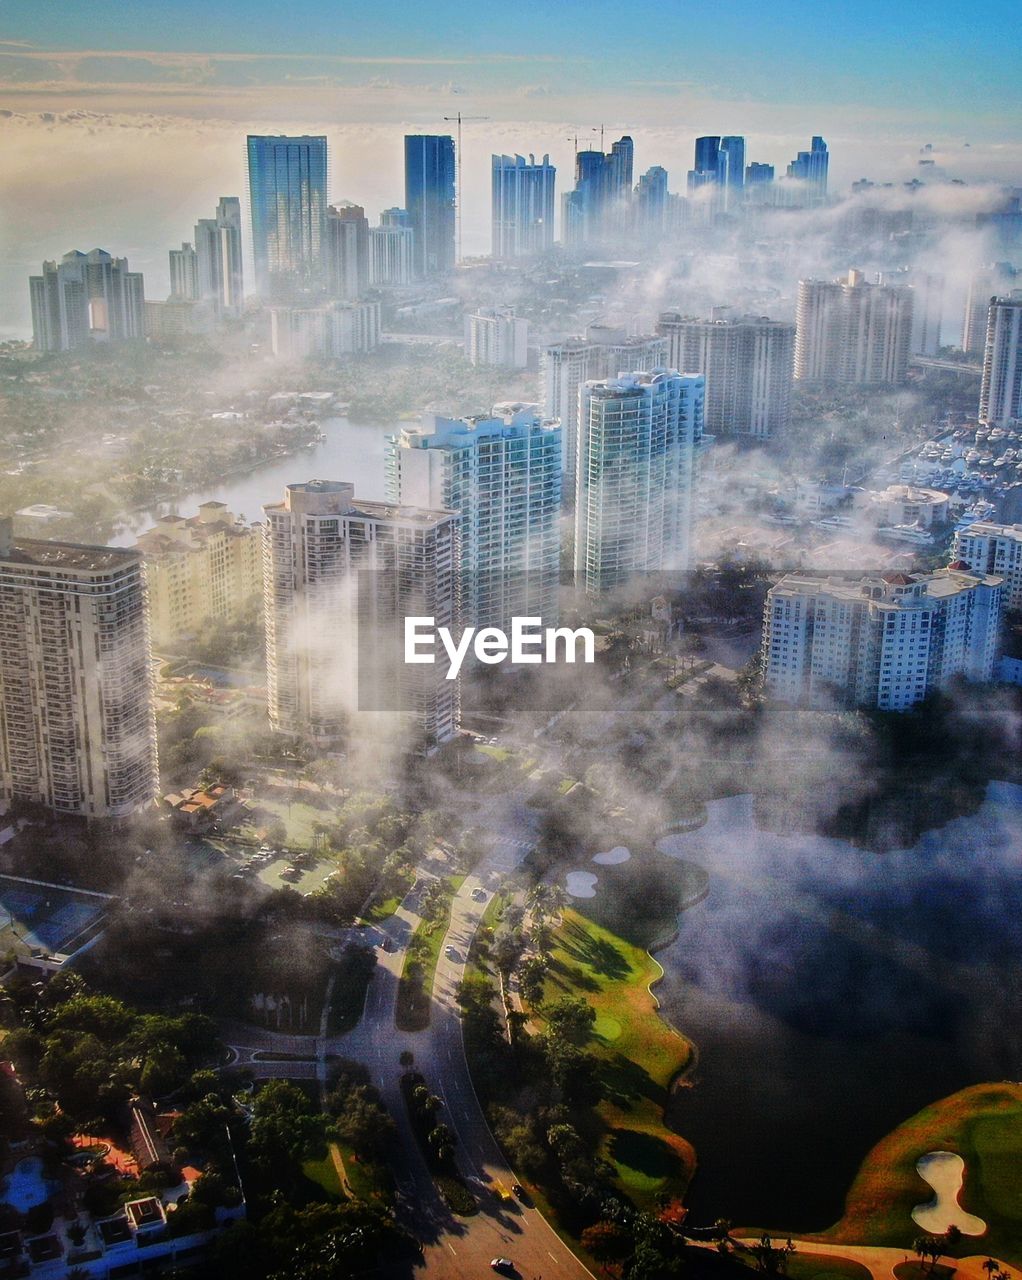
194,197,245,318
247,135,328,300
464,306,529,368
574,370,704,594
30,249,145,352
491,154,556,258
405,135,456,277
952,522,1022,610
978,292,1022,426
795,270,914,384
386,404,562,632
657,311,795,440
786,136,829,204
325,203,370,301
262,482,460,747
762,568,1002,712
962,263,1018,358
0,518,158,818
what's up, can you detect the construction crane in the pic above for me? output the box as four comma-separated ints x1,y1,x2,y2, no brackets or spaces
444,110,490,262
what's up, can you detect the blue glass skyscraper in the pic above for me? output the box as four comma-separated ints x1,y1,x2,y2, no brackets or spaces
247,135,328,299
404,135,456,277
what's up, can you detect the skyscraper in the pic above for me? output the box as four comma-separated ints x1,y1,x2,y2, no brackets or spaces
168,243,199,301
978,292,1022,426
369,218,415,287
574,370,703,594
404,135,456,277
0,518,158,818
464,307,529,368
795,270,913,384
786,136,829,204
30,249,145,352
325,203,370,301
717,136,746,211
491,154,556,258
194,197,245,318
247,135,328,300
879,268,944,356
561,136,635,246
387,404,562,632
657,312,795,440
262,481,460,747
541,325,666,497
634,166,669,237
963,264,1018,357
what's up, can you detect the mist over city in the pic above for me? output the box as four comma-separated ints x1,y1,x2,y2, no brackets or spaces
0,2,1020,1279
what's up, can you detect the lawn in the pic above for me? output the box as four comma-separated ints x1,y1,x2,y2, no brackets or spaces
360,868,414,924
303,1149,345,1200
395,875,466,1031
817,1082,1022,1264
538,908,695,1208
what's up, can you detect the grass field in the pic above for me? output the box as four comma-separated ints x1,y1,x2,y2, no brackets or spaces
303,1149,345,1200
538,908,695,1207
395,875,465,1032
818,1082,1022,1264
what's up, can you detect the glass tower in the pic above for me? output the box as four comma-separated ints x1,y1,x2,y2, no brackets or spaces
404,135,456,277
247,135,328,300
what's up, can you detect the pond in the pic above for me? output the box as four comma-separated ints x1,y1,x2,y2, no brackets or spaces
653,784,1022,1230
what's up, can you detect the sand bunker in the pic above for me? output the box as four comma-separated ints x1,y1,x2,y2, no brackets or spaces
565,871,598,898
592,846,631,865
911,1150,987,1236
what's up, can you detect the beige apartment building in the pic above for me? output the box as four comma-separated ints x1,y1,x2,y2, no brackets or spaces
0,518,158,819
134,502,262,651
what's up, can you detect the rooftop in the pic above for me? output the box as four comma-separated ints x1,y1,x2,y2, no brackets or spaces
0,535,141,574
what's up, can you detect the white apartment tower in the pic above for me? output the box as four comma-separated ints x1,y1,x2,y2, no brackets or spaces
387,404,562,632
952,522,1022,610
574,370,704,594
262,482,460,748
491,154,556,258
0,519,158,818
656,312,795,440
465,306,529,368
795,270,914,385
193,197,245,318
978,292,1022,427
542,325,666,497
963,264,1018,358
762,569,1002,712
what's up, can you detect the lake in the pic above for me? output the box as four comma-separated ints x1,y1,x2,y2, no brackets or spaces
113,417,392,544
655,784,1022,1231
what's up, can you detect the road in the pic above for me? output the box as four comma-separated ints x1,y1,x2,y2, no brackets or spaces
224,788,594,1280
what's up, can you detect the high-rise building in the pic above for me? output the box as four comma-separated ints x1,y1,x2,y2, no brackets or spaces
879,268,944,356
262,481,460,747
404,135,456,277
325,203,370,301
464,306,529,368
246,135,328,300
718,136,746,211
952,522,1022,610
963,263,1018,357
561,136,634,246
369,219,415,287
541,325,666,497
268,301,380,359
491,154,556,258
134,503,263,652
0,517,158,818
634,166,670,237
656,311,795,440
978,292,1022,426
168,243,199,301
194,197,244,318
574,370,703,594
762,569,1002,711
386,404,561,632
795,270,913,384
30,249,145,352
786,136,829,204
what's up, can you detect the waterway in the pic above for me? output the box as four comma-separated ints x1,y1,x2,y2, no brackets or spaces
113,417,391,544
654,784,1022,1231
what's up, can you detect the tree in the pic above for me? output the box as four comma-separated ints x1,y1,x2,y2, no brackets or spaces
249,1080,329,1189
517,955,549,1007
914,1237,946,1275
580,1220,632,1270
545,995,596,1045
749,1235,796,1276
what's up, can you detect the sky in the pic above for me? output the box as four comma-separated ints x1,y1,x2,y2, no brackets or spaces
1,0,1020,335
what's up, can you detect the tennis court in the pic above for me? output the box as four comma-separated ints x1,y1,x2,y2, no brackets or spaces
0,875,111,959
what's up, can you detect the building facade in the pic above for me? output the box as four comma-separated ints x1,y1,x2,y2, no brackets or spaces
386,404,561,632
262,482,460,747
168,243,199,301
795,270,914,384
134,503,262,651
246,135,328,300
962,263,1018,358
269,301,381,359
404,135,456,277
762,568,1002,711
369,219,415,286
656,311,795,440
978,292,1022,426
953,521,1022,610
464,306,529,368
561,137,634,246
0,519,158,818
574,370,703,594
541,325,666,497
325,203,370,301
786,136,829,204
194,197,245,318
30,250,145,352
491,154,556,258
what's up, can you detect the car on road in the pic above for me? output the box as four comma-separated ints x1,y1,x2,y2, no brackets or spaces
490,1261,516,1275
443,945,460,961
471,887,487,902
